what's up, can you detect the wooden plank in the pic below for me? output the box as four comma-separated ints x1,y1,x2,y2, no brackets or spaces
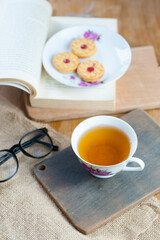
116,46,160,111
25,46,160,122
34,109,160,234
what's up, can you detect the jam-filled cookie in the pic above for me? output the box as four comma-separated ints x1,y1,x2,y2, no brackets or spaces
77,60,104,82
52,52,79,73
70,38,96,58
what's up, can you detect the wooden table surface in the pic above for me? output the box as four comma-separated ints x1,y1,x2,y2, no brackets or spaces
47,0,160,201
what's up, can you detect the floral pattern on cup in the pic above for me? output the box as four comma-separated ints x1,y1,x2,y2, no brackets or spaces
83,30,101,41
81,162,113,176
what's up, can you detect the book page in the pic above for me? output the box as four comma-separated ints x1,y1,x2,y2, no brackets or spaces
47,17,117,39
34,17,117,102
0,82,30,93
31,68,115,110
0,0,51,95
36,69,115,101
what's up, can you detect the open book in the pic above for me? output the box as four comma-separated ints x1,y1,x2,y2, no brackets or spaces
0,0,117,110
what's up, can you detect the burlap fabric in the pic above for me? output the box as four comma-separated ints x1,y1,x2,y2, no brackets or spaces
0,95,160,240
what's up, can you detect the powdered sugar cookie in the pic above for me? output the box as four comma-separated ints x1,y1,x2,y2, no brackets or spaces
77,60,104,82
52,52,79,73
70,38,96,58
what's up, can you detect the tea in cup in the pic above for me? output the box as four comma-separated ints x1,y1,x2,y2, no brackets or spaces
71,116,145,178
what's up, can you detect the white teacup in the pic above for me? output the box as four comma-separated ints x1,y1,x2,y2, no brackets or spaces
71,116,145,178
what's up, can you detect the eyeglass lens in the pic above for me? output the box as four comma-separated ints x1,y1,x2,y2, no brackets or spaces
0,129,56,182
20,129,53,158
0,150,18,182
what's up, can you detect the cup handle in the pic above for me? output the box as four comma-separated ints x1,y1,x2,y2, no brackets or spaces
122,157,145,171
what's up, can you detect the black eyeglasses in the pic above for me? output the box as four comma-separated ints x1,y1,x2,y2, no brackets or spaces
0,128,58,183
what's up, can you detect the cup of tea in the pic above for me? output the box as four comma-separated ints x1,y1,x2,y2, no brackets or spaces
71,116,145,178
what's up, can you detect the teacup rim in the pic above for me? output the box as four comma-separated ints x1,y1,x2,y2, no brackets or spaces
71,115,138,168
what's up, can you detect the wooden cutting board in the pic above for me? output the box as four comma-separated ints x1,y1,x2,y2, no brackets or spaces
25,46,160,122
34,109,160,234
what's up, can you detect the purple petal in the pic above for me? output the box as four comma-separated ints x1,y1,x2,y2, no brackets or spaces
70,75,75,80
90,32,99,41
78,81,88,87
90,81,101,86
84,32,90,38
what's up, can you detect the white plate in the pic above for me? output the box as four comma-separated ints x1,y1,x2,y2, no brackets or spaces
42,25,132,87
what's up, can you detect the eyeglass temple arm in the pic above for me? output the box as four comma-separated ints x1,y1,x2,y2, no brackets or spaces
0,133,58,166
0,152,12,165
21,133,58,150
